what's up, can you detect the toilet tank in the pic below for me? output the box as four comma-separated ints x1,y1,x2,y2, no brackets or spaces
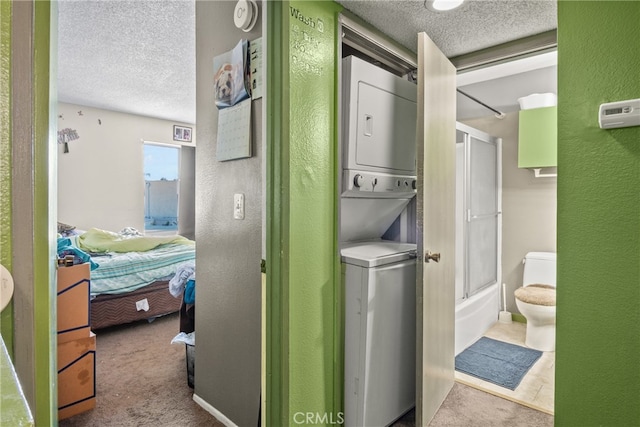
523,252,556,287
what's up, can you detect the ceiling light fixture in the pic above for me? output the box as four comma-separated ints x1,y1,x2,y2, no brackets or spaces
425,0,465,12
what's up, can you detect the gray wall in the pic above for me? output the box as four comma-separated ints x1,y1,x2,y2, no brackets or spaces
463,112,556,314
194,1,262,426
179,146,196,240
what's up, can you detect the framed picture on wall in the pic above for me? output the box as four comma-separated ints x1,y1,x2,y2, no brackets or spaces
174,125,192,142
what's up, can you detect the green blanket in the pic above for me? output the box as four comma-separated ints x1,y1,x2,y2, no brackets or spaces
77,228,194,253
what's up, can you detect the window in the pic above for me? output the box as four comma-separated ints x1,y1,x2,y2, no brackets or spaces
144,143,180,234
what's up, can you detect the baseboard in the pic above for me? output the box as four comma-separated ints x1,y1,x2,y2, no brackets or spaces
193,393,239,427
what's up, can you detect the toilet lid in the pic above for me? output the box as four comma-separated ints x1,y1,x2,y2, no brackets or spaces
515,284,556,306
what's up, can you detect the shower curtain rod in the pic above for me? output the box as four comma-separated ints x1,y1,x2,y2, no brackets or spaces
457,88,506,119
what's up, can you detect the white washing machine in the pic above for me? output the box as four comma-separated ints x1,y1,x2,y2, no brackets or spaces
342,240,417,427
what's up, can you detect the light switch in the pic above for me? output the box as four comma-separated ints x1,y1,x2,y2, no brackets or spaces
234,193,245,220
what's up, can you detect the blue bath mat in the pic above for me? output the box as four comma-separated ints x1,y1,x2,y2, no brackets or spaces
455,337,543,390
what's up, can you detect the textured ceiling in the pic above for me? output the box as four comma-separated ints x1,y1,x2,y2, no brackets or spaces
337,0,558,120
57,0,196,124
337,0,557,58
57,0,557,124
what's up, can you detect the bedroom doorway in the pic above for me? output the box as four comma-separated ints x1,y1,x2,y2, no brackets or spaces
143,142,180,235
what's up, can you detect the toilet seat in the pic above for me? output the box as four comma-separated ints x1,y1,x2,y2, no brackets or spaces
514,284,556,306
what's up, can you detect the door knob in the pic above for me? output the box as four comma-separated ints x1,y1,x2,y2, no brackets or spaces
424,251,441,263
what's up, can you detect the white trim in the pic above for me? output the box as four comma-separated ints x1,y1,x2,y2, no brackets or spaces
339,12,417,74
192,394,239,427
457,50,557,87
142,138,196,148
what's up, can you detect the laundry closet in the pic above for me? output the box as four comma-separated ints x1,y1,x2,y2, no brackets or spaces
339,33,419,427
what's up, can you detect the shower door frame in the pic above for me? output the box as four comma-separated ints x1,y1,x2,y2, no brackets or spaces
456,122,502,304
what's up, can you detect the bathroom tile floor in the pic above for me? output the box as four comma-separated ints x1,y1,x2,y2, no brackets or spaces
454,321,555,415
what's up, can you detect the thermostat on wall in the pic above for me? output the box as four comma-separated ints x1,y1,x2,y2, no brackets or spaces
234,0,258,32
598,98,640,129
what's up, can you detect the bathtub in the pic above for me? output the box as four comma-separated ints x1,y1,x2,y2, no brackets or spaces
455,282,500,356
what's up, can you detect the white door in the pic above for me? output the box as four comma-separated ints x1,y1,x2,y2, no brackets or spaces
415,32,457,425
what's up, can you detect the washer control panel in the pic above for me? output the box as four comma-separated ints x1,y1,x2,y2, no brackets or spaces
343,170,416,196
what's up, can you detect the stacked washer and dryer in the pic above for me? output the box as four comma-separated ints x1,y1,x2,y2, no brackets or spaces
340,56,418,427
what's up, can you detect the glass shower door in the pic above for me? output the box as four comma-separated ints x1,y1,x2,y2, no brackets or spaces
467,134,499,296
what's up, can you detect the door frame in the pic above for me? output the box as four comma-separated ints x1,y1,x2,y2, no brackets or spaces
9,1,58,425
335,18,458,425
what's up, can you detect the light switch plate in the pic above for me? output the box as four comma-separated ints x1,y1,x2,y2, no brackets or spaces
234,193,245,220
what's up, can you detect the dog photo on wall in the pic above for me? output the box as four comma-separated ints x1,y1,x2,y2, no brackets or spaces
213,39,250,108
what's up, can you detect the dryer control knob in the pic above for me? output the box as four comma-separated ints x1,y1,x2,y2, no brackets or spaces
354,174,364,188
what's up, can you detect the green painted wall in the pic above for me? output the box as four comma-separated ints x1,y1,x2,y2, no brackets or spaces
265,3,288,423
266,1,343,425
556,2,640,425
0,337,33,425
288,1,342,423
0,3,31,423
0,0,13,352
0,2,55,424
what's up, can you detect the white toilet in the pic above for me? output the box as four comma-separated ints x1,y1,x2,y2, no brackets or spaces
514,252,556,352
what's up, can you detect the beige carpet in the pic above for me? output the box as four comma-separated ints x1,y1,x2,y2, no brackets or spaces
58,312,553,427
393,383,553,427
58,313,220,427
431,381,554,426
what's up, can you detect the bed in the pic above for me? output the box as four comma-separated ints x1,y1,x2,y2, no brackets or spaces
59,227,195,329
